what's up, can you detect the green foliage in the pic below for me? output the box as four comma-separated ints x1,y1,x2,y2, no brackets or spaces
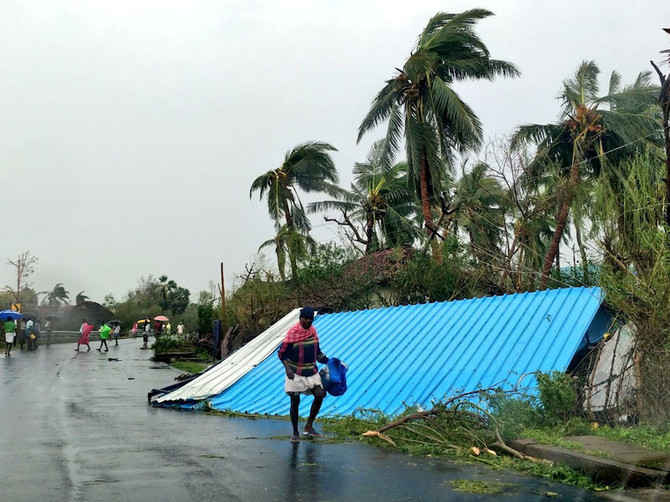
172,361,209,374
103,275,190,335
295,243,379,310
358,9,519,236
595,152,670,423
197,301,215,336
450,479,518,495
495,456,599,490
0,288,38,310
158,277,190,317
520,419,594,447
321,400,605,491
321,411,390,438
593,424,670,453
486,390,540,440
75,291,89,305
250,141,339,280
42,283,70,306
537,371,578,424
152,334,189,353
390,242,464,303
224,261,292,343
308,141,419,252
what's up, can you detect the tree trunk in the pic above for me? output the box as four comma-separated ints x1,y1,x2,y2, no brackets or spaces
275,237,286,282
663,103,670,227
419,155,441,263
539,164,580,290
574,223,590,283
365,213,374,253
651,60,670,228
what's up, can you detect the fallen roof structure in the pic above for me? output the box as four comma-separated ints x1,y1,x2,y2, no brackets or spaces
151,287,608,418
150,308,301,406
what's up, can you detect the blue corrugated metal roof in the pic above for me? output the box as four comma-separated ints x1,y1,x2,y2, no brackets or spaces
207,287,604,417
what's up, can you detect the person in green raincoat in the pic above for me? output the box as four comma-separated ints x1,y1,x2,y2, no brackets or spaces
97,323,112,352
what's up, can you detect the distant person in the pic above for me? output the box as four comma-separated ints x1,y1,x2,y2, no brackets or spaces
28,319,40,350
4,316,15,357
154,320,163,338
25,318,33,343
165,322,171,335
112,324,120,346
177,321,185,337
277,306,329,443
76,319,93,352
143,322,150,348
45,319,52,346
19,318,28,349
131,323,138,337
97,323,111,352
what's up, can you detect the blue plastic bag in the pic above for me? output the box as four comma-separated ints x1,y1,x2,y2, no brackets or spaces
320,358,348,396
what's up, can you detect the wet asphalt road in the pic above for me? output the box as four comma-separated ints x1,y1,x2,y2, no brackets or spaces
0,338,609,501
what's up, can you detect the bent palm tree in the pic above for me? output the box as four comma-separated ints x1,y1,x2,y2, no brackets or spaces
250,141,339,278
512,61,661,289
309,140,419,253
43,283,70,306
75,291,89,305
357,10,519,255
259,225,318,282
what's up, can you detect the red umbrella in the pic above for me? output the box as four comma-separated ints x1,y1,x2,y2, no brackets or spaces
154,315,169,322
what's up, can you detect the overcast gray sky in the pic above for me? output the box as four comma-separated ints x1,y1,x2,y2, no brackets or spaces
1,0,668,303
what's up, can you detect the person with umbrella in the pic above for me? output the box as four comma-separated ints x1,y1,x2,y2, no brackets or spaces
4,315,16,357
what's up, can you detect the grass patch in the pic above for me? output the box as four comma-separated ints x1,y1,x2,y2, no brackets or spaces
591,424,670,453
449,479,518,494
172,361,210,374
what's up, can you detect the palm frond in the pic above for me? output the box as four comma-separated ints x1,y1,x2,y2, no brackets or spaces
357,78,401,143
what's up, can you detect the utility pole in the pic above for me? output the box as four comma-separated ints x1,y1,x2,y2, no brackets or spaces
219,262,226,322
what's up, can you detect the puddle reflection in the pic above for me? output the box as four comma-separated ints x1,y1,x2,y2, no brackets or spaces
286,441,325,500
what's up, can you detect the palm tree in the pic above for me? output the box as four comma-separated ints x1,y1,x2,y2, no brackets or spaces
250,141,339,278
259,225,318,282
309,140,419,253
42,283,70,306
158,275,177,314
75,291,89,305
448,162,507,264
512,61,661,288
357,10,519,256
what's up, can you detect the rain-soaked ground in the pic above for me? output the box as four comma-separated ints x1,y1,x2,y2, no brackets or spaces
0,337,610,501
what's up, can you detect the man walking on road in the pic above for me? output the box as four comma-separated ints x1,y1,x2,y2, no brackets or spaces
278,306,329,443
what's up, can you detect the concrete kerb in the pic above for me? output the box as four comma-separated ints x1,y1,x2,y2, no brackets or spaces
509,437,670,488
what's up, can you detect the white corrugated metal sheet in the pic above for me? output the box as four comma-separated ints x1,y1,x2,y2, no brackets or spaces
152,308,300,404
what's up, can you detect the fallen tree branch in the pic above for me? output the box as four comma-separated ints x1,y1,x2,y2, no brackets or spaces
490,428,549,464
362,386,503,435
